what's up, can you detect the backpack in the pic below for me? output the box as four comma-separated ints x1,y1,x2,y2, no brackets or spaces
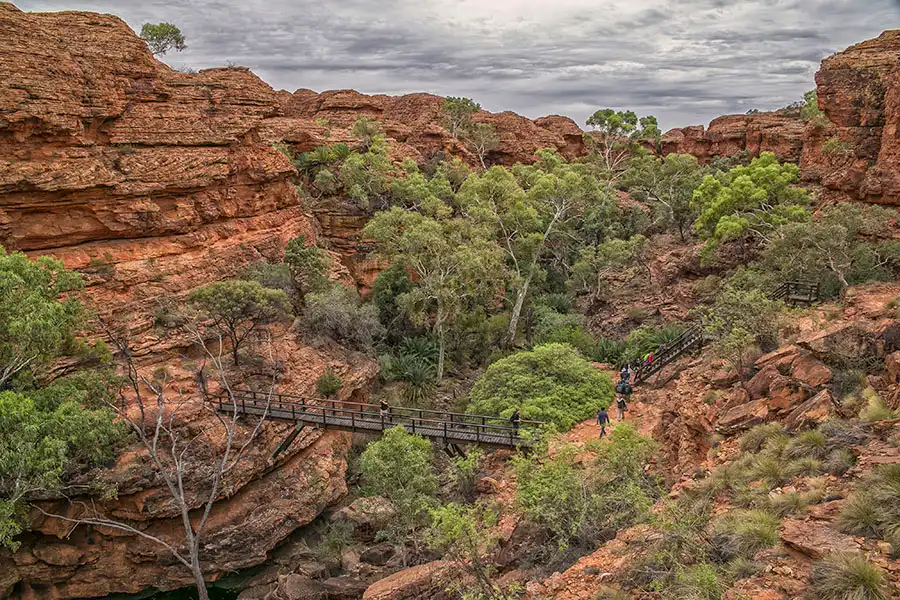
616,396,627,409
615,381,627,394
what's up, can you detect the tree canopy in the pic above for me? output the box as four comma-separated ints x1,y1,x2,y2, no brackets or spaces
468,343,613,430
139,23,187,56
189,280,290,364
0,249,83,389
691,152,809,256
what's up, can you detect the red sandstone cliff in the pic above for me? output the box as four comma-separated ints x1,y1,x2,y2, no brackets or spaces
804,30,900,206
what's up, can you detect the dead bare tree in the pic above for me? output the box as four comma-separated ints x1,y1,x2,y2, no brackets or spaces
35,321,276,600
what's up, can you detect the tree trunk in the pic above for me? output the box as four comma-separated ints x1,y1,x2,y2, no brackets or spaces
436,324,446,384
503,275,532,348
232,344,240,366
192,560,209,600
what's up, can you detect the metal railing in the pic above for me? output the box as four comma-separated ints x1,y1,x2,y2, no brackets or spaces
772,280,820,304
215,389,546,448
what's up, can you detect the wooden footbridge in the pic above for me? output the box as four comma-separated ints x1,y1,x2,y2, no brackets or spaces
217,389,545,450
633,280,821,385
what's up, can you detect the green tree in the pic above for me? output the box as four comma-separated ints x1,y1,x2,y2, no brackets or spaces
189,280,290,365
626,153,706,241
372,263,416,342
0,391,122,549
339,137,392,209
350,116,384,152
570,235,648,299
0,248,83,389
699,285,784,374
428,502,510,599
364,207,504,381
462,122,500,170
468,343,613,430
691,152,810,258
359,426,438,561
585,108,659,196
139,23,187,56
283,235,329,303
761,203,900,296
442,96,481,137
459,153,599,346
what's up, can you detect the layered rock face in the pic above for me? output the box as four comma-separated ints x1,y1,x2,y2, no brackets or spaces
658,112,807,164
805,30,900,205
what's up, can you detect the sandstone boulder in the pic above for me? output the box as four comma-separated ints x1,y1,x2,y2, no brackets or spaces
747,366,782,399
277,574,327,600
783,390,835,430
717,399,770,434
332,497,397,538
791,356,833,387
780,519,859,558
475,477,502,494
360,543,395,566
886,350,900,384
769,376,811,412
362,561,454,600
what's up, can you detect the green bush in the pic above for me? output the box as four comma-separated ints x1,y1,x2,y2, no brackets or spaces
739,423,786,453
785,430,828,460
708,509,780,562
838,464,900,555
316,520,355,562
859,389,898,422
672,563,722,600
810,553,890,600
302,284,384,351
385,353,437,406
315,368,342,398
467,343,614,430
514,429,659,552
620,324,686,366
823,448,857,476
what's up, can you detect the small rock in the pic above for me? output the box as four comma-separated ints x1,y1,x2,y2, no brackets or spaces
360,543,395,566
772,565,794,576
877,541,894,556
780,519,859,558
791,356,833,387
475,477,501,494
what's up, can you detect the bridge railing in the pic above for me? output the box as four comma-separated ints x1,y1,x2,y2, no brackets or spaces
772,280,820,304
217,389,546,446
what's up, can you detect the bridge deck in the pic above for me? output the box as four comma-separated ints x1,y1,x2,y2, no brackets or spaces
220,392,542,449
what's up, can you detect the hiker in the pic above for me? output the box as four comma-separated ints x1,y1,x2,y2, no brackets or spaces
596,407,610,438
379,399,390,421
615,379,632,421
619,364,631,382
615,394,628,421
510,408,521,434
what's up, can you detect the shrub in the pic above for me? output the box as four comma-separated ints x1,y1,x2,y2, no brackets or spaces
302,284,384,351
515,431,659,552
740,423,785,453
620,323,686,366
467,343,614,430
751,454,797,487
283,235,329,300
590,337,627,365
316,520,355,562
396,336,439,364
708,509,780,562
810,553,890,600
823,448,857,476
447,447,483,501
672,563,722,600
315,368,342,398
241,262,298,307
859,389,898,422
785,430,828,460
819,419,872,449
385,354,437,406
838,464,900,554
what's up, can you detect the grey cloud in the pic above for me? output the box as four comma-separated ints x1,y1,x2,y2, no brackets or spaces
13,0,900,129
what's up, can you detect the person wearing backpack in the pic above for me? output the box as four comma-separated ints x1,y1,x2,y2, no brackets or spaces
614,379,632,421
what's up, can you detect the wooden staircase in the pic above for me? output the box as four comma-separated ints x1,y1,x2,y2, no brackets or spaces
632,280,821,385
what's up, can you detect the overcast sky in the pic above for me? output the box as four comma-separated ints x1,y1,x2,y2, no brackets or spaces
15,0,900,130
